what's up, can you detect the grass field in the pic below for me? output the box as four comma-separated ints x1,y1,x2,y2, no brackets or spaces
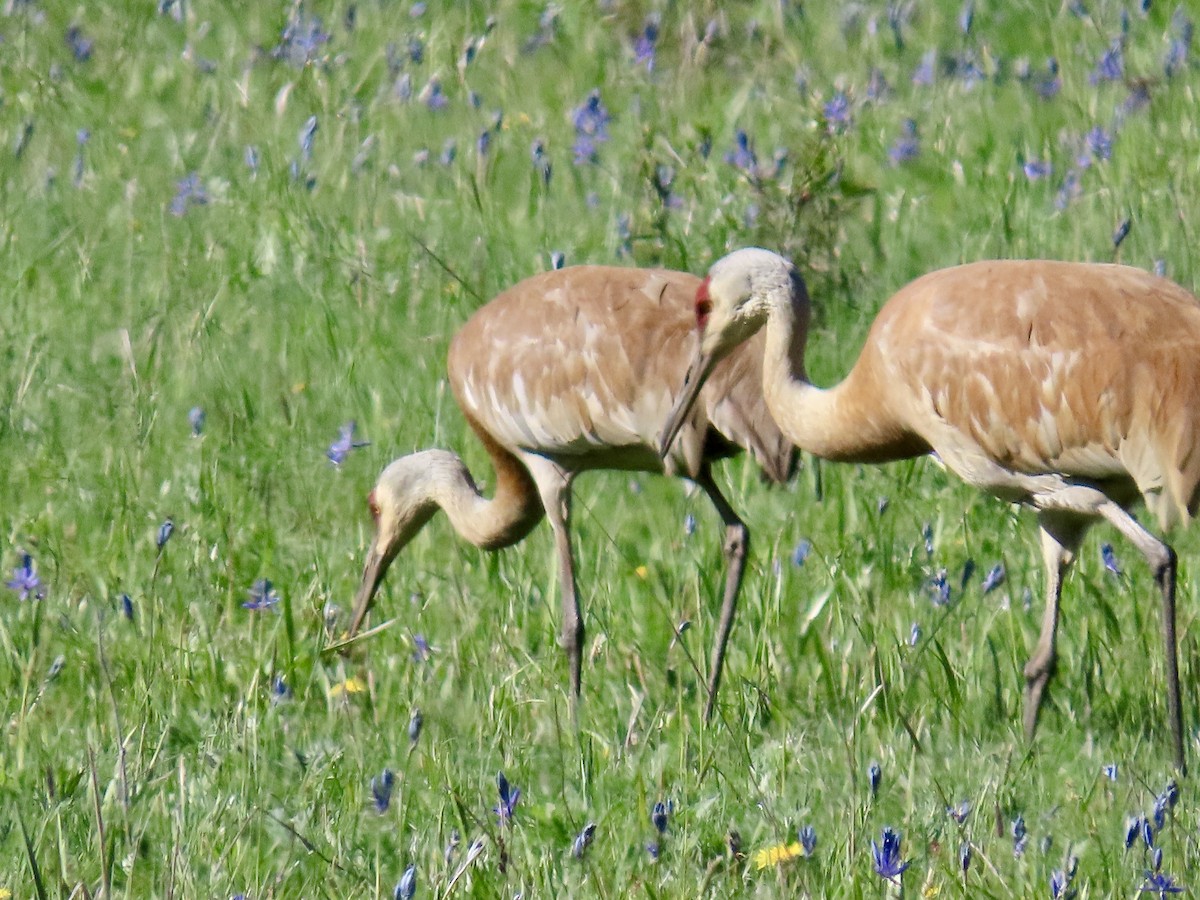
2,0,1200,896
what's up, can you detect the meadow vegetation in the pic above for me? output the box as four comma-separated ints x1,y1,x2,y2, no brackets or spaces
1,0,1199,895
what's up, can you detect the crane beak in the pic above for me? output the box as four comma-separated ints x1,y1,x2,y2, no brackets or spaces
659,346,719,460
348,539,396,638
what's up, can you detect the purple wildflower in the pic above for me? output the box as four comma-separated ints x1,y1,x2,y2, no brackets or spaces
1099,542,1118,578
799,825,817,857
327,421,369,466
120,593,135,621
868,762,882,796
1125,816,1142,849
65,25,93,62
909,622,921,646
1091,40,1124,83
494,771,521,825
922,522,934,555
156,518,174,550
947,799,971,823
633,16,658,70
188,406,205,436
1012,815,1028,857
1036,58,1062,99
1141,872,1184,896
412,633,431,664
912,49,936,86
420,77,448,110
571,822,597,859
550,251,565,269
243,579,281,611
929,569,952,606
271,674,292,703
273,12,329,68
1055,169,1082,210
1103,763,1118,781
1024,159,1052,180
960,841,972,873
823,92,852,133
651,800,671,834
395,864,416,900
371,768,395,813
6,554,43,601
871,827,909,882
889,119,920,165
439,139,456,166
1051,869,1076,899
723,129,758,173
1165,9,1193,77
1085,126,1113,162
571,89,610,164
792,540,811,566
959,0,975,35
170,172,207,216
981,563,1005,593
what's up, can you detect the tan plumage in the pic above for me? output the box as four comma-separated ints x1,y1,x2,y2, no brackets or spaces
661,248,1199,771
350,264,794,720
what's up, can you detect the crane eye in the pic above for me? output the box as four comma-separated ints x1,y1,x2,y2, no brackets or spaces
367,490,381,524
695,278,712,330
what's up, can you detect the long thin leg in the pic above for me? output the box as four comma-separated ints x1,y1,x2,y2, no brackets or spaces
1024,513,1086,740
1096,501,1186,775
694,464,749,724
523,457,583,706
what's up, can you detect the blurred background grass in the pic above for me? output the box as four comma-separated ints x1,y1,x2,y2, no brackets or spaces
1,0,1199,896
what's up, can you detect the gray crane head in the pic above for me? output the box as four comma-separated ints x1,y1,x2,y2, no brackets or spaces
659,248,807,458
348,454,440,637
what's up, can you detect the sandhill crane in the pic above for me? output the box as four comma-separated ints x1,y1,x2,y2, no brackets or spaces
660,247,1198,772
349,264,794,721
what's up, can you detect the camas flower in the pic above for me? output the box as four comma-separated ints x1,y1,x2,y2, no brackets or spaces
494,771,520,825
244,579,281,611
7,554,43,601
871,827,909,882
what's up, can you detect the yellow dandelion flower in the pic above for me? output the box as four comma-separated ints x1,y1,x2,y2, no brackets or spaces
634,565,648,579
0,889,12,899
328,677,366,698
752,841,802,870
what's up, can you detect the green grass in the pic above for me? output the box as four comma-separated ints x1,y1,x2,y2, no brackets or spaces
2,0,1200,896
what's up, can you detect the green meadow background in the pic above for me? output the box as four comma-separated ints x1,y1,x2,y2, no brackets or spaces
2,0,1199,896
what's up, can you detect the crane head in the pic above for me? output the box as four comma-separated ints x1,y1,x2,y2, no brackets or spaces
659,248,802,458
347,458,438,637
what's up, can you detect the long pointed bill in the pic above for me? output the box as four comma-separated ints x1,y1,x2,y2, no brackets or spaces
658,346,721,460
347,540,396,638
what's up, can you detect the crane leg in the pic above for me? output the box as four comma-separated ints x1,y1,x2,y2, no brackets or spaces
525,458,584,708
1024,514,1084,741
1096,501,1186,775
695,466,749,724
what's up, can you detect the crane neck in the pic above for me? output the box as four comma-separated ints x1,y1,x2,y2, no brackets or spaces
759,296,921,463
421,449,542,550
